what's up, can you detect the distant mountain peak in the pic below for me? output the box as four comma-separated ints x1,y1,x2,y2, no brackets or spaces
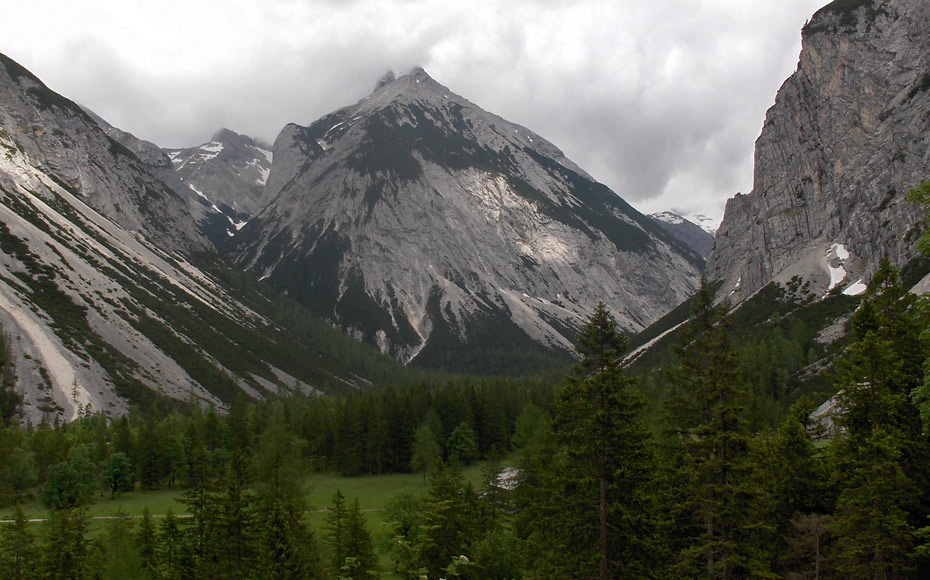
649,211,715,259
211,127,241,142
651,211,686,226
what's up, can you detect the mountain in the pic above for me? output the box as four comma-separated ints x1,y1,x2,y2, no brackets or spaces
165,129,273,244
689,214,719,236
226,68,704,372
93,119,273,247
0,53,395,423
707,0,930,303
0,54,208,255
649,211,715,259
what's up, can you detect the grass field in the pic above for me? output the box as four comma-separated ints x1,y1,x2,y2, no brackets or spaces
1,462,496,579
0,460,492,522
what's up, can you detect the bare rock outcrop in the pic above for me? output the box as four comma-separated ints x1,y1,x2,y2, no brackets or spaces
707,0,930,301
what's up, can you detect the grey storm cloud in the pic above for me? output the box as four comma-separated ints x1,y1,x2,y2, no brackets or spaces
3,0,827,224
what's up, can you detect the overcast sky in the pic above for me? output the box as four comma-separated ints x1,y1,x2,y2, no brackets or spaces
4,0,826,225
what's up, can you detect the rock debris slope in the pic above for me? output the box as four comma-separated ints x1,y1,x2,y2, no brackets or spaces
707,0,930,301
227,68,703,369
0,53,339,422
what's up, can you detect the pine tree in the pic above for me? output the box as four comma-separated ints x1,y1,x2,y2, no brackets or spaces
216,449,258,576
40,507,91,580
756,399,830,576
96,509,146,580
0,504,39,580
325,489,350,574
136,506,158,578
409,464,485,579
664,279,772,579
827,261,930,578
179,443,220,579
522,302,661,579
256,495,321,580
341,499,378,580
831,426,915,578
159,509,187,580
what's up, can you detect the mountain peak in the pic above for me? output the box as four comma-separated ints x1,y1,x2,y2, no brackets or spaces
372,67,434,94
375,70,396,90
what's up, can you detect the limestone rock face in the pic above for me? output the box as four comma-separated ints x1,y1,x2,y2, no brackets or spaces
227,68,703,367
0,54,209,255
707,0,930,301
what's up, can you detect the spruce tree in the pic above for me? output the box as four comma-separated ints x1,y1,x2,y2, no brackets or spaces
664,279,771,579
324,489,350,574
159,509,186,580
0,504,39,580
217,449,258,577
136,506,158,578
827,261,930,578
522,302,660,579
342,499,378,579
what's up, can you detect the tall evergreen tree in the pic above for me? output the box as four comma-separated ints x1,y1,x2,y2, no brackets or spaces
522,302,661,579
40,507,91,580
159,509,187,580
827,261,930,578
324,489,350,574
341,499,378,580
136,506,158,579
664,279,772,579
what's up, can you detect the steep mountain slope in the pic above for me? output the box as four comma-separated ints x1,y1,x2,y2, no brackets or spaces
0,54,390,423
0,54,208,255
226,68,703,371
707,0,930,302
650,211,715,259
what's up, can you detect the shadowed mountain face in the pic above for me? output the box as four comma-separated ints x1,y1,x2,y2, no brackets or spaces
226,68,703,370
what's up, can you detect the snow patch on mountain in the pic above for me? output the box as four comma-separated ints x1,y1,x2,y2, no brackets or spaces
825,243,849,291
199,141,224,159
843,279,867,296
688,213,719,235
650,211,685,225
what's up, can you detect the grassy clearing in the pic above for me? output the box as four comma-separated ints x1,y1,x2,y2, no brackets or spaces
1,463,495,579
1,460,494,522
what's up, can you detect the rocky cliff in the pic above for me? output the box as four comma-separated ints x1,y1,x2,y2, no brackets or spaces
227,68,703,370
706,0,930,301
